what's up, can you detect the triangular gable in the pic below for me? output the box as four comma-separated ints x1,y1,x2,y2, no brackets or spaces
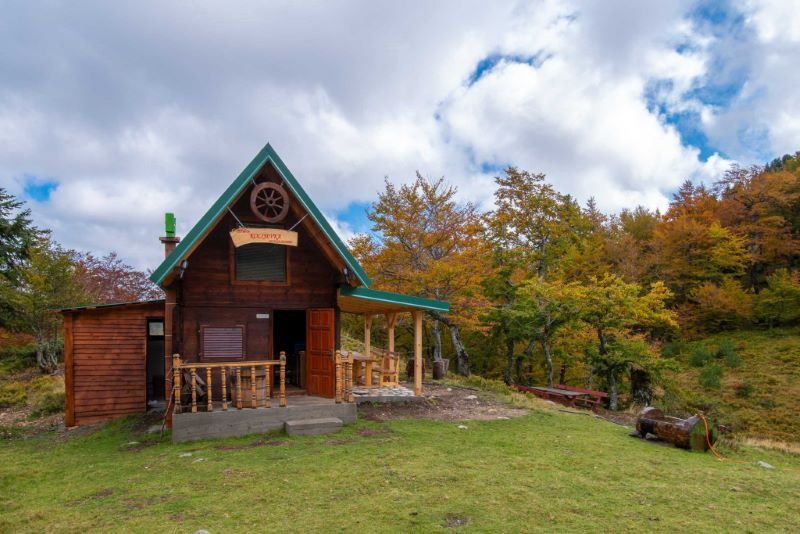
149,143,371,287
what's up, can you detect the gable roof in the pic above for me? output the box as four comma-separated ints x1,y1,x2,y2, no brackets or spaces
149,143,371,287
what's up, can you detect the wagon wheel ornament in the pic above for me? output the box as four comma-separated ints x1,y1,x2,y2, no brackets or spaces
250,182,290,223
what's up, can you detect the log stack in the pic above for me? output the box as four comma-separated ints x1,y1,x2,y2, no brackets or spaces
634,407,717,451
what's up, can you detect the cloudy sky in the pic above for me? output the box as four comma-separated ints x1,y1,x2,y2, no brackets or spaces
2,0,799,269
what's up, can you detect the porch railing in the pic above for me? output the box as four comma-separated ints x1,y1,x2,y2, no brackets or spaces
334,350,354,403
172,352,286,414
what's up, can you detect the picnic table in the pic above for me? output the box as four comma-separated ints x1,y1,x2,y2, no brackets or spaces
522,386,585,407
350,351,378,388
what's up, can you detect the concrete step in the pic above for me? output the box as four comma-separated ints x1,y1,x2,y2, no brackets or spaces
285,417,343,436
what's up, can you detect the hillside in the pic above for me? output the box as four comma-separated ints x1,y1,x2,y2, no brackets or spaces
659,328,800,444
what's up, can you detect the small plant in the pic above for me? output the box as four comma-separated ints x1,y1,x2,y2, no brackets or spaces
715,339,742,368
30,392,64,418
689,347,713,368
734,381,753,398
660,341,685,358
698,364,723,389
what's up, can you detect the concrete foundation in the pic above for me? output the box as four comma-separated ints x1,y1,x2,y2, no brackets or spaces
285,417,343,436
171,397,356,443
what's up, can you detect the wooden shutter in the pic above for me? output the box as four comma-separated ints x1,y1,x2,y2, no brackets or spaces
201,326,245,359
235,244,286,281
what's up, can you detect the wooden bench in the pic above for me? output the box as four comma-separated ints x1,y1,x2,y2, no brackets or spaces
555,384,608,411
513,385,584,408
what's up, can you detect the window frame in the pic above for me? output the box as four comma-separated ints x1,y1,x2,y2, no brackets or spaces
229,219,291,286
199,324,246,361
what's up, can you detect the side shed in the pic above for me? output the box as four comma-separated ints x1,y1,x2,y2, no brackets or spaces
62,300,165,426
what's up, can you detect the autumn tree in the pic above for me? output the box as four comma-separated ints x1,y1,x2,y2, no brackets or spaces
483,167,586,384
74,251,163,303
351,173,487,375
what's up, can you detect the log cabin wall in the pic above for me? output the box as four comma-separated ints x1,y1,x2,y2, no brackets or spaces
64,302,164,426
172,164,345,364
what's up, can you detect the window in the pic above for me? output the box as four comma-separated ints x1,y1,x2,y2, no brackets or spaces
201,326,245,359
235,243,287,281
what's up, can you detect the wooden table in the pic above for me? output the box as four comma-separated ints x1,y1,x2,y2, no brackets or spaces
517,386,585,408
351,352,378,388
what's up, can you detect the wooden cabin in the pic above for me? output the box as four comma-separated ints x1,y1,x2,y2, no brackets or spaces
62,143,448,441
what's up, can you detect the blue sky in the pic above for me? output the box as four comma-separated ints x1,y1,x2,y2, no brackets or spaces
1,1,799,267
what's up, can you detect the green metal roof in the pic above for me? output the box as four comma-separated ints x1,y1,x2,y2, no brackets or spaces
338,285,449,313
150,143,371,287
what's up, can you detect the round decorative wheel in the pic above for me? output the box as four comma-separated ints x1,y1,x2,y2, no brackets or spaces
250,182,290,223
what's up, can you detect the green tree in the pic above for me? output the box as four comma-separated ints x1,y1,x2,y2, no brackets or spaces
755,269,800,326
0,239,89,371
579,274,677,409
510,277,582,386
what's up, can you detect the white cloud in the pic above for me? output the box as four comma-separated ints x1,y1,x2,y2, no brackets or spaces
0,0,797,270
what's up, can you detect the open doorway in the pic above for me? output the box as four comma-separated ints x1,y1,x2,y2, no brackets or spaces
146,319,165,408
272,310,306,391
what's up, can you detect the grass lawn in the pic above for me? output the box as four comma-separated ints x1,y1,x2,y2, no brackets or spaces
1,399,799,533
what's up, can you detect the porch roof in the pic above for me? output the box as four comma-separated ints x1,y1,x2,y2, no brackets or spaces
337,286,449,315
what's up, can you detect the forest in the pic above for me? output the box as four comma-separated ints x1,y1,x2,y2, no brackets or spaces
1,151,799,439
348,150,800,430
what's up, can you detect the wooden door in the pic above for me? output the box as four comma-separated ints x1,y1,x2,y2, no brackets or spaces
306,308,335,397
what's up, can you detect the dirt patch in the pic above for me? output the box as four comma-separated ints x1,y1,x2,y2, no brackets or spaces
325,437,357,446
442,513,469,528
357,427,394,437
358,382,527,422
70,488,114,506
124,495,170,511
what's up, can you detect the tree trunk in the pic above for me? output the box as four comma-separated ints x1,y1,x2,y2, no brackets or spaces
431,319,443,362
504,336,514,385
542,339,554,387
606,368,618,410
558,364,567,385
447,323,470,376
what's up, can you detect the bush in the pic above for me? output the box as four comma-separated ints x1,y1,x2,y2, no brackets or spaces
698,364,723,389
0,344,37,377
31,392,64,418
689,347,713,367
715,339,742,368
0,382,27,407
689,279,754,332
734,381,753,398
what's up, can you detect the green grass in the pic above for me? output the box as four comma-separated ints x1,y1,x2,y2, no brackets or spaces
662,327,800,442
2,405,799,532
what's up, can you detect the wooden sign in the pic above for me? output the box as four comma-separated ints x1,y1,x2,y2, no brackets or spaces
230,227,298,247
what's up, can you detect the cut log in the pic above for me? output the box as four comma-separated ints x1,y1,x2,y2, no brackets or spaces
635,407,717,451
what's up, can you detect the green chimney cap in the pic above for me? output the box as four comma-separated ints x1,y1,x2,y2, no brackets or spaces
165,212,176,237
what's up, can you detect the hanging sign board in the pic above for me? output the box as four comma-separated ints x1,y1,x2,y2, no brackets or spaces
230,227,298,247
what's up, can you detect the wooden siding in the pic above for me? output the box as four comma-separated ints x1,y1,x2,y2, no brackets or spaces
64,302,164,426
174,165,344,364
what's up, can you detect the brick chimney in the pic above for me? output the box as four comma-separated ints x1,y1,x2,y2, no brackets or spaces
159,212,180,258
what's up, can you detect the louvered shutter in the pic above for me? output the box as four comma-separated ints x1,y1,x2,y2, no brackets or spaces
202,326,244,359
235,243,286,281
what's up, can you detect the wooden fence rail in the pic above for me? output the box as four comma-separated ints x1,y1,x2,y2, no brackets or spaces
172,353,287,414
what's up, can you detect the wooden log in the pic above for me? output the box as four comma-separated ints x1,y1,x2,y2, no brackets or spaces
190,367,197,413
279,352,286,408
635,407,717,451
221,367,228,411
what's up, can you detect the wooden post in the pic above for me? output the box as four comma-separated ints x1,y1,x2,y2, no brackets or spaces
345,354,354,403
413,311,423,396
221,367,228,411
265,364,272,408
250,365,257,408
236,366,242,409
206,368,213,412
364,314,373,386
334,350,342,403
173,354,182,414
386,312,397,385
190,367,197,413
163,287,177,425
279,352,287,408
